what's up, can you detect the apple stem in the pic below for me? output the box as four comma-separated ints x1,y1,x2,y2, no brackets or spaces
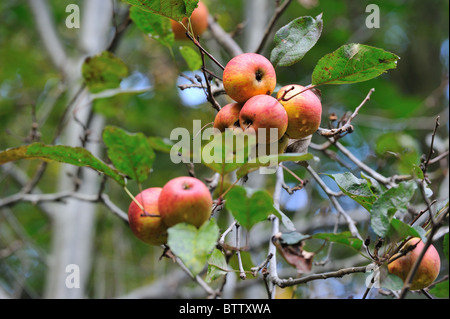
186,32,225,70
124,186,157,217
140,213,161,218
278,84,317,102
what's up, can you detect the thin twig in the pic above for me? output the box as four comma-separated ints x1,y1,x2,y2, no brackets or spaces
318,88,375,138
235,223,247,280
255,0,293,54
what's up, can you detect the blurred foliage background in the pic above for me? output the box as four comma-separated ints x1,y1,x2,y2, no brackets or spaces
0,0,448,299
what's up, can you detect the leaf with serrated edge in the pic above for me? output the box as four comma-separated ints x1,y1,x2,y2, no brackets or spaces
225,186,276,230
370,181,417,238
103,126,155,184
206,248,228,283
0,143,124,186
270,14,323,68
168,219,219,276
312,231,363,251
122,0,198,21
82,51,129,93
129,6,174,47
312,43,399,86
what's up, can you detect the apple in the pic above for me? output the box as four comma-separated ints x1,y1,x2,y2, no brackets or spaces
239,94,288,144
171,1,209,40
276,84,322,139
223,53,277,104
388,237,441,290
158,176,212,228
128,187,168,245
213,102,242,132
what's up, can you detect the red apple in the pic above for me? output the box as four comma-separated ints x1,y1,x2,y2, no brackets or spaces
158,176,212,228
213,102,242,132
276,84,322,139
223,53,277,104
128,187,168,245
239,94,288,144
388,237,441,290
171,1,209,40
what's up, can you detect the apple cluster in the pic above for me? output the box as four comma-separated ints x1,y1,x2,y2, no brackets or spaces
215,52,322,155
127,176,212,245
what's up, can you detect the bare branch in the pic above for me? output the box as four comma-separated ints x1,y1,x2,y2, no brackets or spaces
28,0,69,74
255,0,293,54
207,15,244,57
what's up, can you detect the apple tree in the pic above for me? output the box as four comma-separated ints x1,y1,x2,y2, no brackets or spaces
0,0,448,300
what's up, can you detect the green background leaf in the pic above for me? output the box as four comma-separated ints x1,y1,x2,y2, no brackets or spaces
179,46,202,71
81,51,129,93
122,0,198,21
129,6,174,47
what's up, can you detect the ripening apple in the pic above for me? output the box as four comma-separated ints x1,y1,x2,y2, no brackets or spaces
388,237,441,290
128,187,168,245
213,102,242,132
223,53,277,104
171,1,209,40
158,176,212,228
276,84,322,139
239,94,288,144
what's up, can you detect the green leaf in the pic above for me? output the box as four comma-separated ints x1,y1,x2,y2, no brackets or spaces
147,136,174,153
179,46,202,71
206,248,228,283
235,153,313,180
429,280,449,298
326,172,378,211
129,6,174,47
0,143,124,186
102,126,155,184
122,0,198,21
81,51,129,93
370,181,417,238
386,218,426,242
224,186,276,230
312,231,363,251
277,231,311,245
311,43,400,86
168,219,219,276
375,132,421,175
270,14,323,68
